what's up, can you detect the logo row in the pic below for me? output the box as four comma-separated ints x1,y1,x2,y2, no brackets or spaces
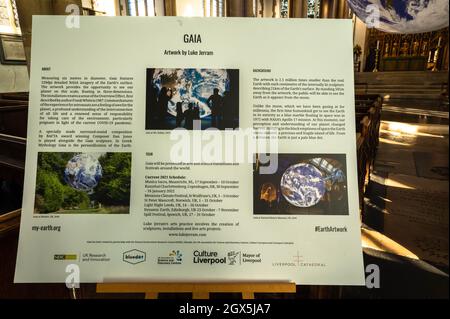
122,249,262,265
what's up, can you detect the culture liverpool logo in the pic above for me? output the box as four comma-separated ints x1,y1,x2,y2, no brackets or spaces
192,250,226,265
157,250,183,265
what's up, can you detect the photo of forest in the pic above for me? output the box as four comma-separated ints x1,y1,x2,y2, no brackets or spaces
34,152,131,214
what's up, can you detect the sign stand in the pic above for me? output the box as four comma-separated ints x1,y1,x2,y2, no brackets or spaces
96,282,296,299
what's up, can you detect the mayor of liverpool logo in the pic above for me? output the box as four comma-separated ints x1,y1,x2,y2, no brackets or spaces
227,251,241,265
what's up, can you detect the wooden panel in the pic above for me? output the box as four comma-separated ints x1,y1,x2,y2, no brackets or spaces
97,282,296,299
380,56,427,71
0,105,28,137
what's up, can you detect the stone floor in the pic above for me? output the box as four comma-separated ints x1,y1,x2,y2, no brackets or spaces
352,103,449,298
364,104,448,267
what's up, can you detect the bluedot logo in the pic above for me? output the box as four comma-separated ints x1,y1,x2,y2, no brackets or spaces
123,249,146,265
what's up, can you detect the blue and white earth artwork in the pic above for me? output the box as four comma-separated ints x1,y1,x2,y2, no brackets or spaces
280,163,326,208
152,68,230,118
64,154,102,192
347,0,449,33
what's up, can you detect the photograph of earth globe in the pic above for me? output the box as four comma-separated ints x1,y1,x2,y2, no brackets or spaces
34,152,131,214
145,68,239,130
253,154,348,215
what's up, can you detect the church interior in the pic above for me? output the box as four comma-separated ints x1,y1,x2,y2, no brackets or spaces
0,0,448,299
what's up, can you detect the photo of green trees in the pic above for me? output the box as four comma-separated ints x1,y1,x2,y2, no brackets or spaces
34,152,132,214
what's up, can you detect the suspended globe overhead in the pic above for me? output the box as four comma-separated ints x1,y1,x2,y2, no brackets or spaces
347,0,449,34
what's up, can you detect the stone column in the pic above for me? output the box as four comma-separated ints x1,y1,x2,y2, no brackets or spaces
319,0,329,18
244,0,255,17
261,0,277,17
290,0,308,18
154,0,166,16
336,0,349,18
15,0,82,73
329,0,338,18
164,0,177,16
227,0,245,17
320,0,338,18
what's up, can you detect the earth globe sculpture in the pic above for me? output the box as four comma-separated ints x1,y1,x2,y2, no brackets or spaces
280,163,326,208
152,68,230,118
347,0,449,34
64,154,102,193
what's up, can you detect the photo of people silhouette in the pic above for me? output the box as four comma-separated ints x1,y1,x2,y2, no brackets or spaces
145,68,239,130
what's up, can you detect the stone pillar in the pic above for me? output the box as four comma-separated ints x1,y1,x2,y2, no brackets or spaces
15,0,82,73
290,0,308,18
244,0,255,17
227,0,244,17
329,0,338,18
164,0,177,16
261,0,277,17
154,0,166,16
336,0,349,18
319,0,328,18
270,0,280,18
320,0,338,19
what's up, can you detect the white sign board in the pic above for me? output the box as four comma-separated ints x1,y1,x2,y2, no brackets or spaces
15,16,364,285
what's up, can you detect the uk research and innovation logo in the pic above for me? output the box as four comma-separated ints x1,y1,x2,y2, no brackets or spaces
54,254,77,261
